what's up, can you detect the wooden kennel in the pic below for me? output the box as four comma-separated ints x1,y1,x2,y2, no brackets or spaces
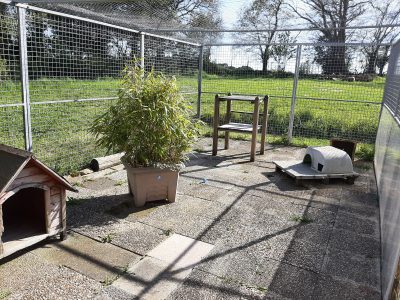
0,144,77,259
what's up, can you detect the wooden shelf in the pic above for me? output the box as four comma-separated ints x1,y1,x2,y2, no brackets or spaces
218,122,261,133
213,94,269,162
218,95,261,102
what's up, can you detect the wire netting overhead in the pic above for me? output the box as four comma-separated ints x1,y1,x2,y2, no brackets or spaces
8,0,400,44
28,1,186,31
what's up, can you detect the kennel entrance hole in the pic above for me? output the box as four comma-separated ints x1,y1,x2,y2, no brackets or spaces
303,154,312,165
2,188,47,243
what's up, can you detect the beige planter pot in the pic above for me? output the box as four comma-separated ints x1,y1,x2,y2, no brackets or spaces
124,163,179,207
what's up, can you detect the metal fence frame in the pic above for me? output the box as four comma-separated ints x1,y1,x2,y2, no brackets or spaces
0,1,200,153
0,0,392,173
197,42,388,143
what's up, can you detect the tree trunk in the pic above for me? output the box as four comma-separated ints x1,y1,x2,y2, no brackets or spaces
377,46,390,76
262,47,270,74
335,46,348,74
365,50,378,74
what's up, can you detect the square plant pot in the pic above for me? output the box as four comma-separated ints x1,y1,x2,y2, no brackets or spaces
124,163,179,207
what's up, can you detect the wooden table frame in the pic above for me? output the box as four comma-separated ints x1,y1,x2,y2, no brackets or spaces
212,94,269,162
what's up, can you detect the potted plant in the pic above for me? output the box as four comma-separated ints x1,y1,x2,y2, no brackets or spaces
90,61,200,207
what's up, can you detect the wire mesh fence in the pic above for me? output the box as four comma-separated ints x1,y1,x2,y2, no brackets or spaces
0,2,390,174
200,44,384,144
0,3,200,173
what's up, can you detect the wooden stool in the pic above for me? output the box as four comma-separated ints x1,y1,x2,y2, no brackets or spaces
212,94,269,162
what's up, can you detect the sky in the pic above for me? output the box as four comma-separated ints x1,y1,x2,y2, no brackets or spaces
220,0,242,30
208,0,380,72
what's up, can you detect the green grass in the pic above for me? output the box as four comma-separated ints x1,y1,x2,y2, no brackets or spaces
199,76,382,143
0,75,382,174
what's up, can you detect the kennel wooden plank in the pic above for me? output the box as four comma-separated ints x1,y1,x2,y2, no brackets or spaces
274,160,358,179
51,193,62,204
8,174,52,190
17,166,42,179
50,187,61,196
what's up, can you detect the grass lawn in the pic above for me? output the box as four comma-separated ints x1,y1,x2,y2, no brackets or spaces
0,75,383,173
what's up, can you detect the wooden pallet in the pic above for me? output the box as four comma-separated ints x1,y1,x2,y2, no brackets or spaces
274,160,359,185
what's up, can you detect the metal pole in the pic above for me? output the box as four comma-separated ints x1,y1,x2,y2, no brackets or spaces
140,33,145,70
197,45,204,118
18,6,32,152
288,45,302,143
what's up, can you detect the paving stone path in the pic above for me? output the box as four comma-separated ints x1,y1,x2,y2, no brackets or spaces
0,138,381,299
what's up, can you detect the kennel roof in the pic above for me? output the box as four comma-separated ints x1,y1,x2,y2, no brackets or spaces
0,144,77,194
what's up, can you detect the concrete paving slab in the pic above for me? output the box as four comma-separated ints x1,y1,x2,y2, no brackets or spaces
67,192,130,215
291,223,333,247
98,285,134,300
140,204,216,240
265,262,319,299
106,199,168,222
340,190,379,208
334,210,380,238
232,193,336,227
313,275,380,300
166,268,267,300
0,139,381,299
111,222,168,255
329,229,380,258
68,210,133,242
147,234,214,269
32,232,141,283
322,248,380,289
196,240,278,288
0,253,109,300
113,256,192,300
151,194,229,221
277,239,326,272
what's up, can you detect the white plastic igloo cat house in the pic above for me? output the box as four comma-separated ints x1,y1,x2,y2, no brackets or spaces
303,146,354,174
273,146,358,184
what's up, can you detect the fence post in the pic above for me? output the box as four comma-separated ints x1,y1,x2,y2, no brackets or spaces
288,45,302,143
140,33,145,69
197,45,204,118
18,5,33,152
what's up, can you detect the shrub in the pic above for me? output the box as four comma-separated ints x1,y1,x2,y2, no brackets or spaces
90,61,200,168
356,144,375,161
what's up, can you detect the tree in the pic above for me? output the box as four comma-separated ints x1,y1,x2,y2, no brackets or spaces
236,0,287,73
0,4,19,80
288,0,367,74
361,0,400,74
376,45,391,76
185,10,222,64
271,31,297,71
